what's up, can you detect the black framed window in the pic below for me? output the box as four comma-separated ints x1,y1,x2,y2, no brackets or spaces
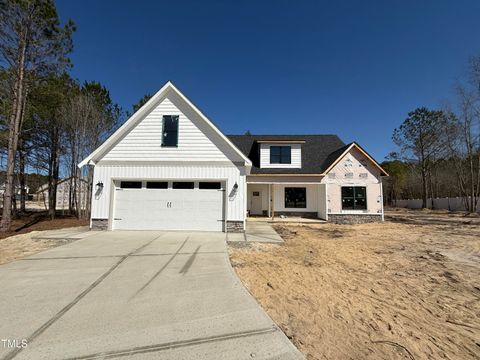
341,186,367,210
146,181,168,189
172,181,194,189
285,187,306,208
162,115,179,147
199,182,221,189
120,181,142,189
270,146,291,164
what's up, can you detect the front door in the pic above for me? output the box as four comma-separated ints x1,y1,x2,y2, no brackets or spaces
251,191,263,215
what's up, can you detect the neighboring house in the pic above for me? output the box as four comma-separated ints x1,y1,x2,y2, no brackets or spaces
36,177,88,211
0,183,30,198
79,82,388,232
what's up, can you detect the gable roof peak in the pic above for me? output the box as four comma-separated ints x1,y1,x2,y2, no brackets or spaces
78,81,251,167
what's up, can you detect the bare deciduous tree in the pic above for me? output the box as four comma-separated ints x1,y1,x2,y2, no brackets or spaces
60,82,120,219
393,107,446,208
441,56,480,212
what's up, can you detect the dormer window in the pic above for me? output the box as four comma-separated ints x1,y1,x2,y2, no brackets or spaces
270,146,291,164
257,141,301,168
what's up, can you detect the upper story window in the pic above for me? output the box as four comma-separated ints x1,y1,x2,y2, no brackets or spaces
162,115,179,147
270,146,291,164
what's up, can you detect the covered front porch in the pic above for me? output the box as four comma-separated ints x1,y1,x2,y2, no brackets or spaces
246,179,328,220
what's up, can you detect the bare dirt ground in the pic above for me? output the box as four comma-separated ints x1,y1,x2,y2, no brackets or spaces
385,207,480,226
0,212,88,265
229,211,480,360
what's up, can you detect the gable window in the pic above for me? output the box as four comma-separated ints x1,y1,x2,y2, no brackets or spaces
162,115,179,147
341,186,367,210
270,146,291,164
285,187,306,208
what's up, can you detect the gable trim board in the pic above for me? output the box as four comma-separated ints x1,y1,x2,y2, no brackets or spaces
81,82,387,232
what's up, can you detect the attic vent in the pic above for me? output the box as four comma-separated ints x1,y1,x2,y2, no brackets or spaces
328,173,336,179
359,173,368,178
345,173,354,179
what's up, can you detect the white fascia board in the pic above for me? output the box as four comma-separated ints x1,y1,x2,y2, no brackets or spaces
78,81,252,168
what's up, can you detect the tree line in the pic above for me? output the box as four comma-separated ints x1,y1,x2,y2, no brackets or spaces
0,0,121,231
383,56,480,212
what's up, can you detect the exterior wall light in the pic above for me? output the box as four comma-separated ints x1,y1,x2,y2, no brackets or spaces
96,181,104,190
233,182,238,190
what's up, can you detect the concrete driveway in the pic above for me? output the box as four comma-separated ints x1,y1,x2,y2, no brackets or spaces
0,231,303,360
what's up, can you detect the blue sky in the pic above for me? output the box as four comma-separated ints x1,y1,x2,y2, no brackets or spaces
56,0,480,160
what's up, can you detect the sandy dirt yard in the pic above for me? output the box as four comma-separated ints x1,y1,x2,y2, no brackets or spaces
0,231,77,265
229,212,480,360
0,214,88,265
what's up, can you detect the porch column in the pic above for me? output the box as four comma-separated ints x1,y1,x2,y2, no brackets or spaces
267,183,271,217
317,183,328,220
271,183,275,220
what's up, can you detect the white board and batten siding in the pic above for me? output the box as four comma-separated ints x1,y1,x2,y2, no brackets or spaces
90,89,247,231
259,143,302,168
321,147,383,215
102,91,240,162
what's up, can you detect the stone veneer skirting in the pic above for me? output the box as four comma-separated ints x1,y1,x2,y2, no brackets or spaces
91,219,108,230
274,211,318,218
226,220,244,233
328,214,382,224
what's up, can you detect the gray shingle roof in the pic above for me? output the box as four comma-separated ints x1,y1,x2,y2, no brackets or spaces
227,135,347,174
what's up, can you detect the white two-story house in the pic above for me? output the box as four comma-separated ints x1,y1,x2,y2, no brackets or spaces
79,82,388,232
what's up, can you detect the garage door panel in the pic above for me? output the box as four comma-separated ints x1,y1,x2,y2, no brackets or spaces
113,186,224,231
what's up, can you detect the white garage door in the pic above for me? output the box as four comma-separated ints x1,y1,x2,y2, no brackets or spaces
113,181,224,231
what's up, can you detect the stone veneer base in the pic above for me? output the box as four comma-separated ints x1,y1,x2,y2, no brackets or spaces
274,211,318,218
91,219,108,230
226,220,244,233
328,214,382,224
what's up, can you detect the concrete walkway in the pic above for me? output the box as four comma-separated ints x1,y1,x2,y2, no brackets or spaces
244,222,284,243
0,231,303,360
228,222,284,244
